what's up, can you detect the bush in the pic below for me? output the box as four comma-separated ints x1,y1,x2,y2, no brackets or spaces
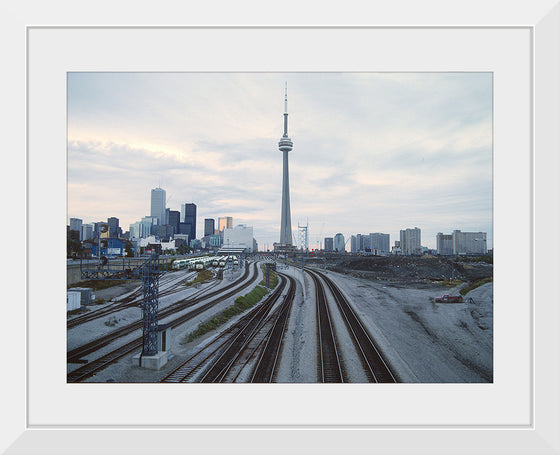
460,277,493,295
184,269,214,287
184,285,269,343
259,265,279,289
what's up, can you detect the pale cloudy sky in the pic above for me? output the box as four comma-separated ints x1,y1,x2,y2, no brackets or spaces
67,72,493,250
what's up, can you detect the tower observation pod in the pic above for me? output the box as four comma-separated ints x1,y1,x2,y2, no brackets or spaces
278,83,294,249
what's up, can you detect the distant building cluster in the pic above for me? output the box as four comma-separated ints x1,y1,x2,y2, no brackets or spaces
321,226,488,257
67,186,257,258
348,233,391,255
68,186,489,259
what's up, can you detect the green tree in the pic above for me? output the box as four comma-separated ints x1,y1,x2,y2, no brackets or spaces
67,238,83,258
125,240,134,257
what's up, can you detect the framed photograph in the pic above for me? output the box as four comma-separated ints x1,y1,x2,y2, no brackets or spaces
4,1,559,453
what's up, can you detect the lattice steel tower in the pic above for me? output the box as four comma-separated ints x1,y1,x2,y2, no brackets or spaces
298,221,308,251
278,83,294,246
141,254,160,356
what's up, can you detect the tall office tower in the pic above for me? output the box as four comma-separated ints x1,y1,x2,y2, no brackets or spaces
400,227,422,255
334,233,345,252
278,83,293,246
324,237,334,252
181,203,197,241
150,187,166,226
69,218,83,239
107,217,119,238
168,210,180,235
218,216,233,232
204,218,215,237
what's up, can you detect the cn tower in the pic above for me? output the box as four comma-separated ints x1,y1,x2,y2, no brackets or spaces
278,83,293,246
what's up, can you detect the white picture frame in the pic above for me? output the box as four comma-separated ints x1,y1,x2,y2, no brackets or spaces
3,1,559,453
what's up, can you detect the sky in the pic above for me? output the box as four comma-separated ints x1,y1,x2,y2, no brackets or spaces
67,72,493,250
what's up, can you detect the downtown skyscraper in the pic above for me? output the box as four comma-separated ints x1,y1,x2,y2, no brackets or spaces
180,203,197,242
150,187,166,227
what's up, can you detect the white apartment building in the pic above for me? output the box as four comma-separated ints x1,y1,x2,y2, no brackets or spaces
333,233,346,252
400,227,422,255
452,230,487,255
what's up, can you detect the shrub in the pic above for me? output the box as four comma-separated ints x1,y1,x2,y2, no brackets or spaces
460,277,493,296
184,285,269,343
184,269,214,287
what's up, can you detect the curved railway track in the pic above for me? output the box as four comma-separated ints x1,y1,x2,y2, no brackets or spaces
162,273,296,383
67,263,258,377
307,268,397,383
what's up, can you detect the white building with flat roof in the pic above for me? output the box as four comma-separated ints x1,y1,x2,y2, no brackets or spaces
452,230,487,255
223,225,254,252
400,227,422,255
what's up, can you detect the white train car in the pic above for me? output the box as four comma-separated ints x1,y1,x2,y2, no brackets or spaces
193,256,213,270
172,258,190,270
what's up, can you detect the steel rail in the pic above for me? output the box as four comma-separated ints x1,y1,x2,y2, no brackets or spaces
67,270,200,328
311,269,397,383
250,274,296,383
161,271,287,383
198,275,287,383
67,262,255,365
308,270,344,383
67,264,260,382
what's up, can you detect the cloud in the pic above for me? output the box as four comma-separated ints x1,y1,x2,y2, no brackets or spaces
67,72,493,249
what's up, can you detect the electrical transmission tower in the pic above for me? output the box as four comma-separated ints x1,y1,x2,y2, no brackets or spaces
140,254,161,356
298,221,309,252
80,251,164,359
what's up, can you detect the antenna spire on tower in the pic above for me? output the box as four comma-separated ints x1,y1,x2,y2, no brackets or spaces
282,82,290,138
284,81,288,114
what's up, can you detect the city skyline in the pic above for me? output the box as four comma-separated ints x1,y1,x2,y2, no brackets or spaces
67,72,493,249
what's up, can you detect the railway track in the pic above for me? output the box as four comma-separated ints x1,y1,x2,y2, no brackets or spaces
67,269,209,328
307,268,397,383
250,274,297,383
162,273,296,383
307,270,344,383
67,263,257,371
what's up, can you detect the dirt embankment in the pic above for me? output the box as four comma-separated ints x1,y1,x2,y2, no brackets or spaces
326,255,493,286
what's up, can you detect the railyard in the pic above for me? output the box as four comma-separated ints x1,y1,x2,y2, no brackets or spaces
67,255,493,383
